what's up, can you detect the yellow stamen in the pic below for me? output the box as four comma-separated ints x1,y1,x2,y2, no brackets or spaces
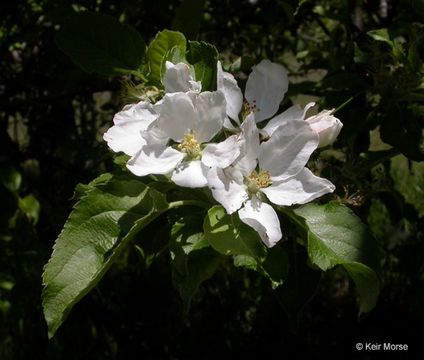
177,131,201,159
241,100,261,119
246,169,271,193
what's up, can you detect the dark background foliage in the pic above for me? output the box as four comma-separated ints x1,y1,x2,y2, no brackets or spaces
1,0,423,358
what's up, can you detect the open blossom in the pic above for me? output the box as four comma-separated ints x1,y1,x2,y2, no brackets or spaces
126,90,238,188
103,61,201,160
217,59,289,128
103,102,158,157
305,109,343,147
207,115,335,247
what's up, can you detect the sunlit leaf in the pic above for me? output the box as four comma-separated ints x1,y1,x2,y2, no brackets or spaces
186,41,218,91
147,29,186,84
292,201,380,314
42,174,169,338
203,206,266,259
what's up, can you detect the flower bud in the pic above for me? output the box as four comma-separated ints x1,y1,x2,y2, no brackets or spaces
305,110,343,148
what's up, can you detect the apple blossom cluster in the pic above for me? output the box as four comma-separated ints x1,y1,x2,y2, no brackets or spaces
103,60,343,247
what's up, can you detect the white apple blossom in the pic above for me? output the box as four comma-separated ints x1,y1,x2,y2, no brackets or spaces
217,59,289,127
126,90,238,188
103,101,158,157
163,61,201,94
104,62,203,164
305,109,343,147
207,114,335,247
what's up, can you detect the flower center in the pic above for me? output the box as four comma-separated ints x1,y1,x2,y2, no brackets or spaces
246,169,271,194
241,100,260,118
178,131,201,159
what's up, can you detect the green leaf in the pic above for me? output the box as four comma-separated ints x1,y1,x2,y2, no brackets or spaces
293,201,380,314
170,216,220,311
274,250,321,333
262,245,290,289
18,194,40,225
344,262,380,315
172,0,205,39
72,173,113,200
147,30,186,84
159,45,189,80
367,29,393,47
0,166,21,193
56,12,146,76
203,206,266,259
232,245,289,289
42,174,169,338
186,41,218,91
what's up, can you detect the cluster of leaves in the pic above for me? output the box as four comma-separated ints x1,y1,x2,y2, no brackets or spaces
1,0,424,358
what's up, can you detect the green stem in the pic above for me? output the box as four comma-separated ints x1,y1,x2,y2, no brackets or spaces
168,199,211,210
331,92,363,115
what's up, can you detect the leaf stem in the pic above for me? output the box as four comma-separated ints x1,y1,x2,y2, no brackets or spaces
168,200,210,210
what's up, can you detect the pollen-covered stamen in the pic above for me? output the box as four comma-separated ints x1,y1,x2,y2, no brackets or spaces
246,169,271,194
241,100,261,119
177,131,201,159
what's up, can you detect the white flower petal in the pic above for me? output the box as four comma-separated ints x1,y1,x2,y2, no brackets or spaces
103,102,158,156
217,61,243,123
245,59,288,122
207,167,248,214
192,91,227,143
189,80,202,93
259,120,319,181
163,62,195,93
238,197,282,248
140,123,169,147
171,160,208,188
156,93,197,142
233,113,260,177
306,110,343,148
262,102,315,137
262,168,335,206
127,144,184,177
202,134,243,168
223,117,239,131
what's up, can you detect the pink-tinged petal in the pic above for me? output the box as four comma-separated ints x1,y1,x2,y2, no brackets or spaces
163,62,196,93
126,144,184,177
245,59,288,122
233,113,260,177
171,160,208,188
192,91,227,143
305,110,343,148
103,102,158,156
262,102,315,137
259,120,319,181
156,93,196,142
238,197,282,248
262,168,335,206
207,167,248,214
217,61,243,123
202,134,243,168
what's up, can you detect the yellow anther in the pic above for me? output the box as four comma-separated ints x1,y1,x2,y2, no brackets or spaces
246,169,271,193
178,131,201,159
